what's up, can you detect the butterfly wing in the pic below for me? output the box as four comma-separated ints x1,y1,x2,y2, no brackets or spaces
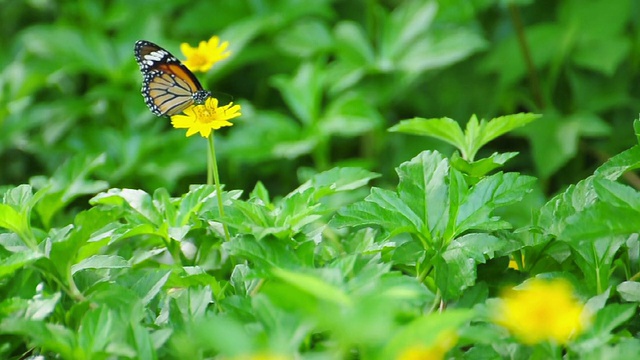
134,40,210,117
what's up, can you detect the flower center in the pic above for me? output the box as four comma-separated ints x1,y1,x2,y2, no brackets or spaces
190,53,208,67
194,105,217,124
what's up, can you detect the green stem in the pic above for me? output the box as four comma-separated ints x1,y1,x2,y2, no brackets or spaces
207,135,231,242
508,3,545,110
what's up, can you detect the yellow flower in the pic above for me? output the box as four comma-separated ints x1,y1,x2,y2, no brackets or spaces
181,35,231,72
396,330,458,360
493,278,591,345
171,97,241,138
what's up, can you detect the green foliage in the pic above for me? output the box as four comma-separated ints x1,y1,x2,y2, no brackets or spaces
2,0,640,359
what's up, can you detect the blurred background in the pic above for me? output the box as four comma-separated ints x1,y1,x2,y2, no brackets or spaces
1,0,639,199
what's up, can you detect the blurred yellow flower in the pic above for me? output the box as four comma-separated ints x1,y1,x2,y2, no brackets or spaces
171,97,241,138
493,278,591,345
181,35,231,72
396,330,458,360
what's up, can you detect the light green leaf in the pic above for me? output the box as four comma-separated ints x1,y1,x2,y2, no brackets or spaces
593,177,640,211
333,187,423,237
389,117,465,151
450,152,519,177
71,255,129,274
271,267,352,307
381,310,473,359
334,21,375,65
274,19,333,57
475,113,540,152
271,61,322,125
31,154,109,228
454,172,536,237
617,281,640,302
320,93,383,136
90,188,162,225
595,145,640,180
25,293,61,320
397,150,450,235
0,251,44,278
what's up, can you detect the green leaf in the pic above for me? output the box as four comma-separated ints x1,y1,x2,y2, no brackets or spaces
0,318,76,358
274,19,333,57
117,269,171,306
271,267,352,307
25,292,61,321
90,188,162,225
450,152,519,177
389,117,465,151
333,187,423,237
320,93,383,136
397,150,450,236
31,154,109,228
71,255,129,275
569,236,625,294
0,251,44,278
381,310,473,359
473,113,540,153
454,172,536,237
305,166,380,193
595,145,640,180
0,204,23,235
588,303,636,344
617,281,640,302
593,177,640,211
271,61,323,125
572,37,630,76
380,0,438,62
0,185,48,249
334,21,375,65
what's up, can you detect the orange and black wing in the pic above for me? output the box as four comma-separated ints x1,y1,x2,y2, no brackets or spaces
134,40,210,117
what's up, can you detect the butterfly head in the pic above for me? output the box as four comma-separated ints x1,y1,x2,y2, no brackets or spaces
193,90,212,105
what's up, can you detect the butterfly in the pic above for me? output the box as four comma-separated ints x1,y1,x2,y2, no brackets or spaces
134,40,211,117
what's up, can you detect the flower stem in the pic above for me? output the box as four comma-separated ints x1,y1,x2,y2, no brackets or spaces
207,134,231,242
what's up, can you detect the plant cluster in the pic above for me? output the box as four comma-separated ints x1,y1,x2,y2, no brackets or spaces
1,0,640,359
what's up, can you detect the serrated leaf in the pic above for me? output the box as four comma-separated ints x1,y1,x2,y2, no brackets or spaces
333,187,423,237
389,117,465,150
450,152,519,177
593,177,640,211
397,151,450,236
454,172,536,236
117,269,171,306
595,145,640,180
475,113,540,151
